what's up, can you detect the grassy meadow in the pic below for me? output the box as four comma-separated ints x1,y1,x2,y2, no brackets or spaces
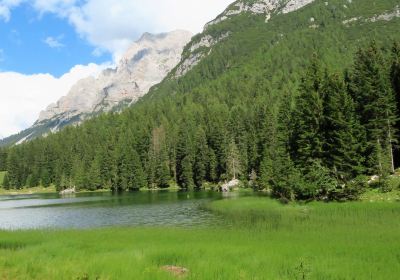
0,197,399,279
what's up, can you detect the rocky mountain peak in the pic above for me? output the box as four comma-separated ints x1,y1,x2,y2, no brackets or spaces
205,0,316,28
37,30,193,127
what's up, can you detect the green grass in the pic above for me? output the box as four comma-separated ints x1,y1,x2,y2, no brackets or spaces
360,188,400,202
0,185,57,195
1,197,400,279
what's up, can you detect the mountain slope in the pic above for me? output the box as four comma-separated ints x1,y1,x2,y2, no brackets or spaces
0,30,192,146
2,0,400,191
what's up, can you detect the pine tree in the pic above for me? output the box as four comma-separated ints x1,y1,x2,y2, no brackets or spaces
265,91,299,200
41,168,51,188
259,151,274,189
390,42,400,165
0,148,7,171
323,72,364,180
58,173,69,191
147,126,170,188
179,155,194,189
226,139,241,180
391,42,400,105
259,107,277,190
7,149,22,188
349,42,397,174
207,148,218,182
176,125,194,188
156,145,170,188
293,55,325,166
229,106,249,178
194,128,208,188
130,149,147,190
99,137,117,189
88,155,102,191
146,146,157,189
72,158,86,190
2,173,10,190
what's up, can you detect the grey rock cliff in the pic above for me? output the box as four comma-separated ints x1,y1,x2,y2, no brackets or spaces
36,30,193,128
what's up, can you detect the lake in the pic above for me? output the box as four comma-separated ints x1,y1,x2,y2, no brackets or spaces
0,190,243,230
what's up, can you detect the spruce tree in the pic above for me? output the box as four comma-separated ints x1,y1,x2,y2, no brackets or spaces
156,145,170,188
194,128,208,188
88,156,102,191
259,107,277,190
265,92,299,200
391,42,400,104
41,168,51,188
130,149,147,190
207,148,218,182
323,72,364,180
7,149,21,188
147,126,170,188
226,139,241,180
293,55,325,166
179,156,194,189
72,158,86,190
2,173,10,190
349,42,397,174
176,125,194,188
390,42,400,165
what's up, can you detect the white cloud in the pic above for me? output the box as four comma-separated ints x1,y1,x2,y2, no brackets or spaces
0,0,23,22
67,0,233,61
44,36,65,48
0,63,108,138
0,0,234,138
0,0,233,60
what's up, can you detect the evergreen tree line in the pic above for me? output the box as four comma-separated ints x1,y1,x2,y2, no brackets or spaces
1,41,400,201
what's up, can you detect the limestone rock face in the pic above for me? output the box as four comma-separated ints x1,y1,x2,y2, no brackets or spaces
175,32,231,77
37,30,193,126
204,0,316,28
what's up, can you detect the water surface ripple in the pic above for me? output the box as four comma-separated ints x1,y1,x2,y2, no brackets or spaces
0,191,231,230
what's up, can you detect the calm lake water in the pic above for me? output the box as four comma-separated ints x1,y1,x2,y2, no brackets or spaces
0,191,241,230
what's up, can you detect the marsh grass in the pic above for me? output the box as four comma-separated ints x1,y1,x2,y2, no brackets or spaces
0,197,399,279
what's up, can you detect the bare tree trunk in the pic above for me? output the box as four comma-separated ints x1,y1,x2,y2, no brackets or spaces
232,159,236,180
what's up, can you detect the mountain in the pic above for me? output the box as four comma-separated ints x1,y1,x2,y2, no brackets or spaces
2,0,400,194
0,30,192,146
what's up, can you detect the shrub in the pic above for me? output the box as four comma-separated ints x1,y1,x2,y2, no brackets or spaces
329,175,368,201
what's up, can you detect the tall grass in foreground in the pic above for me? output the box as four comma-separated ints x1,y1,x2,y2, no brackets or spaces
1,197,399,279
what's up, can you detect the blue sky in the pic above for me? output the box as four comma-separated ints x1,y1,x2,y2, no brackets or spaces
0,0,232,138
0,4,111,77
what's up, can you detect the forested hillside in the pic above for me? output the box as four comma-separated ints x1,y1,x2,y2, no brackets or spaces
1,0,400,200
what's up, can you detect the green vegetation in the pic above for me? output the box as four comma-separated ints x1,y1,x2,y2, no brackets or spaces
360,188,400,202
0,186,55,195
1,197,399,279
0,171,5,186
1,1,400,201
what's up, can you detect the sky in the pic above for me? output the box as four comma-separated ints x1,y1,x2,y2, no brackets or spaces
0,0,233,139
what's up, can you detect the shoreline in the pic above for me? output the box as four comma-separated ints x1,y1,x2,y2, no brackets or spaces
0,185,195,196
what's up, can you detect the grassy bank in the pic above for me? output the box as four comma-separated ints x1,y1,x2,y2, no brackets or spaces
0,185,57,195
1,197,399,279
0,184,186,196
